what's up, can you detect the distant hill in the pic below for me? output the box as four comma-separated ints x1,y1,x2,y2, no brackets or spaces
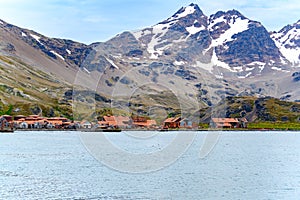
199,96,300,123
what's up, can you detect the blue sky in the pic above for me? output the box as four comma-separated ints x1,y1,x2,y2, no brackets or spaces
0,0,299,44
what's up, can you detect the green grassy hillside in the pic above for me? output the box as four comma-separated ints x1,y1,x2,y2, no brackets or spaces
199,96,300,124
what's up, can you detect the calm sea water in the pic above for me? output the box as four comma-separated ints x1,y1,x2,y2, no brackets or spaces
1,131,300,199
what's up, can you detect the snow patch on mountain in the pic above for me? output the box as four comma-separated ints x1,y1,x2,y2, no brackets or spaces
105,57,119,69
278,47,300,65
147,24,169,59
208,16,226,30
251,61,265,66
132,29,151,41
211,50,232,71
186,23,205,34
245,67,255,71
132,22,177,59
143,21,176,59
21,32,27,37
174,60,185,66
249,62,266,73
83,67,90,74
195,61,214,74
271,66,290,72
50,50,65,61
209,16,250,47
238,72,252,79
30,34,41,43
232,66,243,72
271,21,300,65
167,5,196,21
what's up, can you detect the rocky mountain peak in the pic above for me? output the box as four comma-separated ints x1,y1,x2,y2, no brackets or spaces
1,4,300,109
128,3,209,59
208,9,250,40
209,9,246,22
277,20,300,37
271,19,300,65
111,4,290,76
167,3,204,21
160,3,208,31
206,8,285,76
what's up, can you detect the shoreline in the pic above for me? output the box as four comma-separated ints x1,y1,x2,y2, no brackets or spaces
10,128,300,132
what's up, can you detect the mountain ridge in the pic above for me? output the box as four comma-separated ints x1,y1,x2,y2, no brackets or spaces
0,3,300,120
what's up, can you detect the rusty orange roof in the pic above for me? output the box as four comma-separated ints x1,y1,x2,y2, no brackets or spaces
103,116,116,122
115,116,130,122
115,116,130,127
26,116,45,121
147,120,157,125
164,117,181,123
98,121,109,125
164,118,175,123
212,118,239,123
25,121,39,125
133,119,157,127
222,123,232,127
47,117,68,121
214,123,232,128
13,119,25,124
102,116,117,126
102,116,131,127
47,120,63,125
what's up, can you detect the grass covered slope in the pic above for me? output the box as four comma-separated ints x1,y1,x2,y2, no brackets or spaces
0,53,299,125
200,96,300,127
0,55,74,118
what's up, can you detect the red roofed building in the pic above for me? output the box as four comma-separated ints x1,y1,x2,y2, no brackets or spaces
133,119,157,129
163,117,181,129
101,116,131,128
115,116,131,128
211,118,248,128
130,116,157,129
47,117,69,129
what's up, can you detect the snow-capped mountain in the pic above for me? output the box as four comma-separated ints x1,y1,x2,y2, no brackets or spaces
132,3,209,60
271,20,300,66
207,10,289,77
123,4,289,78
84,3,299,102
1,3,300,107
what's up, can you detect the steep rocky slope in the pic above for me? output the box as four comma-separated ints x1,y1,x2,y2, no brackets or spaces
271,20,300,66
199,96,300,123
0,3,299,120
